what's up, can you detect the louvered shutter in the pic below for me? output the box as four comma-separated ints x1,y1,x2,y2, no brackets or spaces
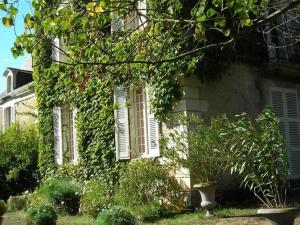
138,0,147,28
271,88,300,179
11,105,15,123
146,87,160,157
114,87,130,160
52,38,60,62
72,108,79,162
53,106,63,165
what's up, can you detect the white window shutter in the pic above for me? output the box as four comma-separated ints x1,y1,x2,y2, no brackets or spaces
52,38,60,62
271,88,300,179
146,87,160,157
114,87,130,160
53,106,63,165
72,108,79,163
138,0,147,28
285,92,300,178
11,105,16,123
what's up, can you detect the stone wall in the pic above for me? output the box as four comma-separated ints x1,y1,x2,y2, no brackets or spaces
15,96,36,126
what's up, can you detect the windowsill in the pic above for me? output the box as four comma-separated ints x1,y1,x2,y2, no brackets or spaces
133,152,159,159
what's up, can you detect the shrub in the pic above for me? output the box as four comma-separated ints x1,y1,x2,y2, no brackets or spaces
26,204,57,225
37,177,81,215
0,200,7,216
162,113,229,185
220,108,289,208
80,178,112,218
94,206,136,225
7,195,26,211
115,158,181,218
0,124,39,200
25,191,51,210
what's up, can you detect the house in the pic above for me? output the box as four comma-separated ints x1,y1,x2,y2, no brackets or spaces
43,0,300,207
0,67,36,131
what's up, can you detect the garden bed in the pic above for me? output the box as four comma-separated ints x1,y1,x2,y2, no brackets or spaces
4,208,299,225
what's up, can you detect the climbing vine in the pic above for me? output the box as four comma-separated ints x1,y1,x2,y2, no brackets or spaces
3,0,300,182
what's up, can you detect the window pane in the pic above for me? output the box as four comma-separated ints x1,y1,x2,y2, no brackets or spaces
134,87,146,154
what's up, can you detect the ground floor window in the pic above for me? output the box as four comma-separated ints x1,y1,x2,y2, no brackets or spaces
114,86,160,160
53,105,78,164
270,87,300,179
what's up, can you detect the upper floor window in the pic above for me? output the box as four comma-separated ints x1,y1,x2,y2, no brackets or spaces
6,75,12,93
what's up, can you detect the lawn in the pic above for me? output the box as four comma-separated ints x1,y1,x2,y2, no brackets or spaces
1,208,283,225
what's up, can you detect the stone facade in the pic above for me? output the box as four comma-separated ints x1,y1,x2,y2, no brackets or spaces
15,96,36,126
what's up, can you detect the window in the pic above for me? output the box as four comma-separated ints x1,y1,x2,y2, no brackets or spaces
133,87,147,155
111,0,147,32
6,75,12,93
53,105,78,164
270,87,300,179
3,107,12,131
114,86,159,160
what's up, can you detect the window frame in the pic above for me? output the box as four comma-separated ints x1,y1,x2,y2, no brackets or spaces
131,86,149,158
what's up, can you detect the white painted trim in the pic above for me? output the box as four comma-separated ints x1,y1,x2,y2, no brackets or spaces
0,93,35,108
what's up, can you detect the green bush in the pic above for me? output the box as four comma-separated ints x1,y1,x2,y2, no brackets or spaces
162,113,229,185
7,195,26,211
115,158,180,218
26,204,57,225
0,124,39,200
94,206,136,225
80,178,112,218
0,200,7,216
38,177,81,215
220,108,289,208
25,191,51,210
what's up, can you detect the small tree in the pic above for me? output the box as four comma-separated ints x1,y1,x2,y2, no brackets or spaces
0,124,39,200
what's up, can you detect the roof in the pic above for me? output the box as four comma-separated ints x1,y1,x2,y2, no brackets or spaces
3,67,32,77
0,82,34,105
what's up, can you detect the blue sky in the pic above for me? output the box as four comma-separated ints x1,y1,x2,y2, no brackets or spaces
0,1,32,92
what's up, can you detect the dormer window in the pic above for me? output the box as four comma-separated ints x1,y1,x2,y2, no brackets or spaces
6,75,12,93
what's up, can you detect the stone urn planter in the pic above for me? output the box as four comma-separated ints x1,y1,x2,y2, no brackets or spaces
193,183,217,217
257,208,300,225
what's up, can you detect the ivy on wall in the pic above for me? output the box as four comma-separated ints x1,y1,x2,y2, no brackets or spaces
27,0,271,183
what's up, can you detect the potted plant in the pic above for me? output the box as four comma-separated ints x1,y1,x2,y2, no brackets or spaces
221,108,298,225
0,200,7,225
162,113,228,217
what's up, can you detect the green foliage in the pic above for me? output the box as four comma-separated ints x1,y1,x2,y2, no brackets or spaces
7,195,26,211
1,0,288,202
0,200,7,216
25,190,51,210
32,39,55,176
0,124,39,200
37,176,82,215
94,206,136,225
26,204,57,225
115,159,180,218
80,178,112,218
162,113,229,185
219,107,288,208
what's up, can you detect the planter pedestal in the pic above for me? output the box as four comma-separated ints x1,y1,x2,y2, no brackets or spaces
0,217,2,225
257,208,300,225
193,183,217,217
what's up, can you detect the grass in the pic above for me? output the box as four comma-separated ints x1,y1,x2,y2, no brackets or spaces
2,208,266,225
2,211,94,225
